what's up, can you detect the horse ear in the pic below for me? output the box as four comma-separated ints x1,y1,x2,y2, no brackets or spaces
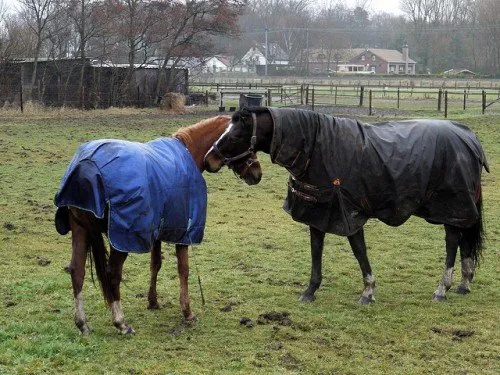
233,108,252,129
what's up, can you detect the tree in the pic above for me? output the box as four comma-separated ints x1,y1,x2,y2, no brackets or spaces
474,0,500,75
149,0,244,99
18,0,60,88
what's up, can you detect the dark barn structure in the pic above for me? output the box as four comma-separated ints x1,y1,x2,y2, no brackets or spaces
0,58,188,109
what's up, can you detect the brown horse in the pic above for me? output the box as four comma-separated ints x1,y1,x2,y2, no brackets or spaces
55,115,262,335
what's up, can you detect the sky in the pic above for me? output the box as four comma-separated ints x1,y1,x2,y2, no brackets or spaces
335,0,405,16
2,0,405,16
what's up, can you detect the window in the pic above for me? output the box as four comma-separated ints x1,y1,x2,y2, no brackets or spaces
361,55,365,61
371,55,376,61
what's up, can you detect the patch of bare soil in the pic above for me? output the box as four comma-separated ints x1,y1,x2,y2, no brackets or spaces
257,311,292,326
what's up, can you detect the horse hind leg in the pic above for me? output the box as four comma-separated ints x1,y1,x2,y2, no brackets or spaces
147,241,162,309
176,244,195,321
69,213,91,335
457,196,484,295
107,247,134,334
433,225,460,301
348,228,376,305
456,233,475,295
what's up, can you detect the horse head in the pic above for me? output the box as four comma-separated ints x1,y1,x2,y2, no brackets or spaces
204,108,268,185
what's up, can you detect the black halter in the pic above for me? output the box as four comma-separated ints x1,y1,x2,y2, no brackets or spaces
211,113,258,170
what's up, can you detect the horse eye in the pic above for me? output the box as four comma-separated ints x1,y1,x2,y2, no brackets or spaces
228,135,241,144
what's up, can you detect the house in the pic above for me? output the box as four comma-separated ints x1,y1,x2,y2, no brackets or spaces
198,56,229,74
347,45,416,74
237,43,289,73
306,48,365,74
443,69,476,77
148,56,229,74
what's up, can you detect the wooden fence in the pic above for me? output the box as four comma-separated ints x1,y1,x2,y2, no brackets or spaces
189,82,500,116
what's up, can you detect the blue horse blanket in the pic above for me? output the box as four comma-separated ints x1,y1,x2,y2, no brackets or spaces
54,137,207,253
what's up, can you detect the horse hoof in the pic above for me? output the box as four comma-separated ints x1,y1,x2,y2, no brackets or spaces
456,286,471,295
299,293,316,303
432,293,446,302
359,296,374,305
121,326,136,335
184,312,196,322
185,316,198,326
147,302,160,310
79,326,91,335
76,321,91,335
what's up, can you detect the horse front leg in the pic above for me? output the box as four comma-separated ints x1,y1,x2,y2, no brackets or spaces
348,228,375,304
433,225,460,301
176,244,195,321
107,248,134,334
69,217,91,335
147,241,162,309
300,226,325,302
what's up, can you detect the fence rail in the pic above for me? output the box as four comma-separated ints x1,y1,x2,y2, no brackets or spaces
189,82,500,116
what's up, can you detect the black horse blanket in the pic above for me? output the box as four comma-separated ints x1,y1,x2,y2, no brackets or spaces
268,107,489,236
54,138,207,252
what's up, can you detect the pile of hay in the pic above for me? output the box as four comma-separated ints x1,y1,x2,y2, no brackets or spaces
159,92,185,114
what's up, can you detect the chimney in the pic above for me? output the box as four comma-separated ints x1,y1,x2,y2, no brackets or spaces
402,44,409,74
402,44,409,61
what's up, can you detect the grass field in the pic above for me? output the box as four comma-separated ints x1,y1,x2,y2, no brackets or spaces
0,106,498,374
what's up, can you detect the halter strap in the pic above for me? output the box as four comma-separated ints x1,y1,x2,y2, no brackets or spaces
211,112,258,169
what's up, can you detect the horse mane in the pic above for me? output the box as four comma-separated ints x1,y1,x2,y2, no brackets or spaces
173,115,230,148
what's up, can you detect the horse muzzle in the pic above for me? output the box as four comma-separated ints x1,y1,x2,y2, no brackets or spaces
203,152,224,173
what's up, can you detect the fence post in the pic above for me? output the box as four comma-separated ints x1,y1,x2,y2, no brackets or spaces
482,90,486,114
305,85,309,106
437,88,442,112
80,86,85,110
369,89,372,115
359,86,364,107
220,92,224,110
19,84,24,113
397,87,400,109
311,87,315,111
205,90,209,106
300,84,304,105
463,89,466,110
334,86,337,105
268,89,272,106
444,90,448,118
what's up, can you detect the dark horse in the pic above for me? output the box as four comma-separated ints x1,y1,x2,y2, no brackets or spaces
54,115,262,335
204,107,489,304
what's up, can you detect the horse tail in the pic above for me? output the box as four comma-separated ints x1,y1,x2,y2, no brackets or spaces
88,231,113,305
461,194,485,267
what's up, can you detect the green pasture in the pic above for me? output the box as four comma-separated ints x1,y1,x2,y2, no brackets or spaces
0,106,498,374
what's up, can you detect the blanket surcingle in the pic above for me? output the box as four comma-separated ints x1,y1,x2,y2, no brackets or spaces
54,137,207,252
267,107,489,236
